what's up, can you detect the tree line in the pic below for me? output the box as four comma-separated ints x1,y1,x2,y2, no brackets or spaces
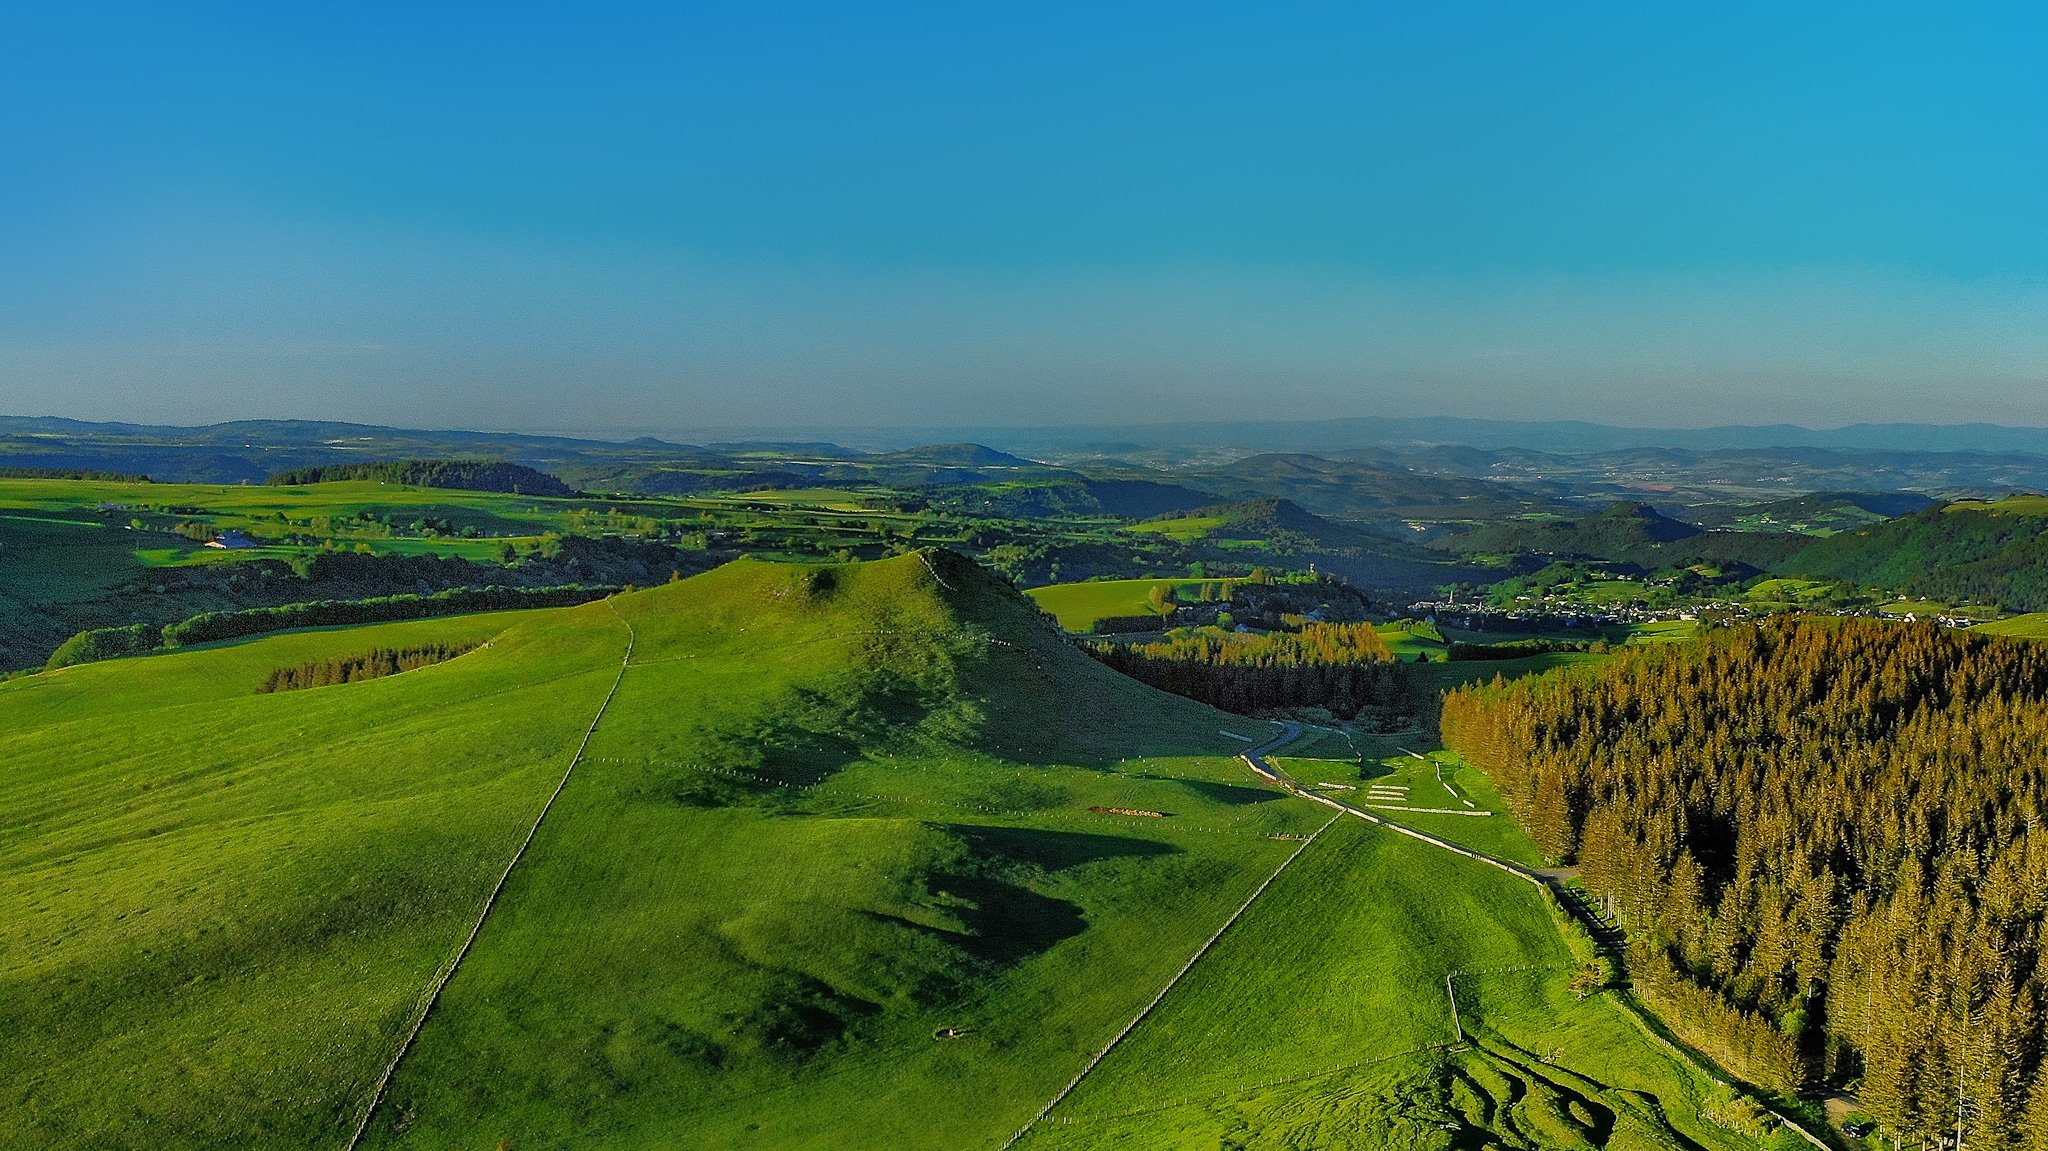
264,458,574,497
259,641,478,692
1088,621,1397,716
1441,618,2048,1145
46,584,614,669
0,465,152,481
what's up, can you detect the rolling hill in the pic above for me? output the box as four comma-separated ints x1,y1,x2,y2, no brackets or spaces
1,549,1769,1149
1777,496,2048,611
1441,501,1806,571
1176,453,1562,522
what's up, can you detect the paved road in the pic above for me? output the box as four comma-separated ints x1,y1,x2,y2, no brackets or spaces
1241,725,1550,888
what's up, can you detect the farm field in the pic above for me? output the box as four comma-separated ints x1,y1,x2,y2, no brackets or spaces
1025,577,1246,632
0,607,617,1149
1121,514,1229,540
1275,735,1548,868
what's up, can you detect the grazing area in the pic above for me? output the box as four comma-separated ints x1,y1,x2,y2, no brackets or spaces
0,552,1339,1149
1,546,1795,1149
0,607,612,1149
1024,577,1246,632
1027,817,1756,1151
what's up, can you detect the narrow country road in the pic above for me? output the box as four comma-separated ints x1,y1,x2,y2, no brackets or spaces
1240,724,1552,888
1239,722,1837,1151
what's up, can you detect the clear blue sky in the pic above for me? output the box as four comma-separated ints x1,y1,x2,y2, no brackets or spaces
2,2,2043,434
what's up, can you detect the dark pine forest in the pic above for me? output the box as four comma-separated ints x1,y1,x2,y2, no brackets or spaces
1442,619,2048,1147
1088,621,1397,716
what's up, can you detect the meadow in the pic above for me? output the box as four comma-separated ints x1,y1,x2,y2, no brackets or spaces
1,549,1778,1148
1025,577,1246,632
1024,815,1757,1150
0,607,615,1149
1975,612,2048,638
0,554,1333,1148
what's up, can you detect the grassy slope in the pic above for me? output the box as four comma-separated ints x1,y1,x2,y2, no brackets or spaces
348,553,1322,1150
0,607,620,1149
1029,817,1750,1150
1972,613,2048,638
1024,577,1244,632
4,550,1759,1150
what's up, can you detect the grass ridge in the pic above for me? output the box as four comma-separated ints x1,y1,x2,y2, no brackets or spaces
342,597,636,1150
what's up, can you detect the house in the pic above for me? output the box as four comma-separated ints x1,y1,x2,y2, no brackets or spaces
204,530,261,550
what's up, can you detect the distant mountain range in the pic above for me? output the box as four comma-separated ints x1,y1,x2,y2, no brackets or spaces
8,415,2048,511
910,416,2048,458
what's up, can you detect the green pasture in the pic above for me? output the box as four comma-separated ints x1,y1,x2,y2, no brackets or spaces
364,556,1317,1151
0,553,1321,1149
1946,495,2048,516
0,548,1768,1148
1279,736,1548,868
1122,515,1227,541
1377,619,1448,659
1627,620,1703,643
695,487,888,510
1975,613,2048,639
0,478,647,542
0,607,614,1150
1025,577,1246,632
1027,816,1752,1150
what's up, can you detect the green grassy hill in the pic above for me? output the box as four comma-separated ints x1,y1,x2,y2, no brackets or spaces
1780,497,2048,611
1445,501,1804,571
1,552,1321,1149
2,550,1769,1149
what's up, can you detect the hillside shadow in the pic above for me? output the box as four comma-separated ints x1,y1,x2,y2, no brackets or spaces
1177,779,1282,806
945,824,1180,872
925,875,1089,965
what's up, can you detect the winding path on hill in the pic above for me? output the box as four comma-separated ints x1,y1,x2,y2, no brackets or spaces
342,598,639,1151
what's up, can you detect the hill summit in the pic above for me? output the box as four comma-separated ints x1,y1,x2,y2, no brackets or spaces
5,548,1304,1149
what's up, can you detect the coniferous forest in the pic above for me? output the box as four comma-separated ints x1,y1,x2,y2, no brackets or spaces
1087,621,1396,716
1442,619,2048,1146
258,641,478,693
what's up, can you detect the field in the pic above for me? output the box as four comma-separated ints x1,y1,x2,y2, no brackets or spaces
1122,515,1228,541
0,607,611,1148
1025,577,1246,632
0,553,1336,1148
1945,495,2048,516
1,550,1777,1148
1377,619,1448,659
1973,613,2048,638
1022,817,1754,1150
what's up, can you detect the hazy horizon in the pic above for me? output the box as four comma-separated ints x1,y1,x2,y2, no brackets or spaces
5,3,2044,431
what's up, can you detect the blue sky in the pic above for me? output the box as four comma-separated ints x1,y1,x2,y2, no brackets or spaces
2,2,2044,434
